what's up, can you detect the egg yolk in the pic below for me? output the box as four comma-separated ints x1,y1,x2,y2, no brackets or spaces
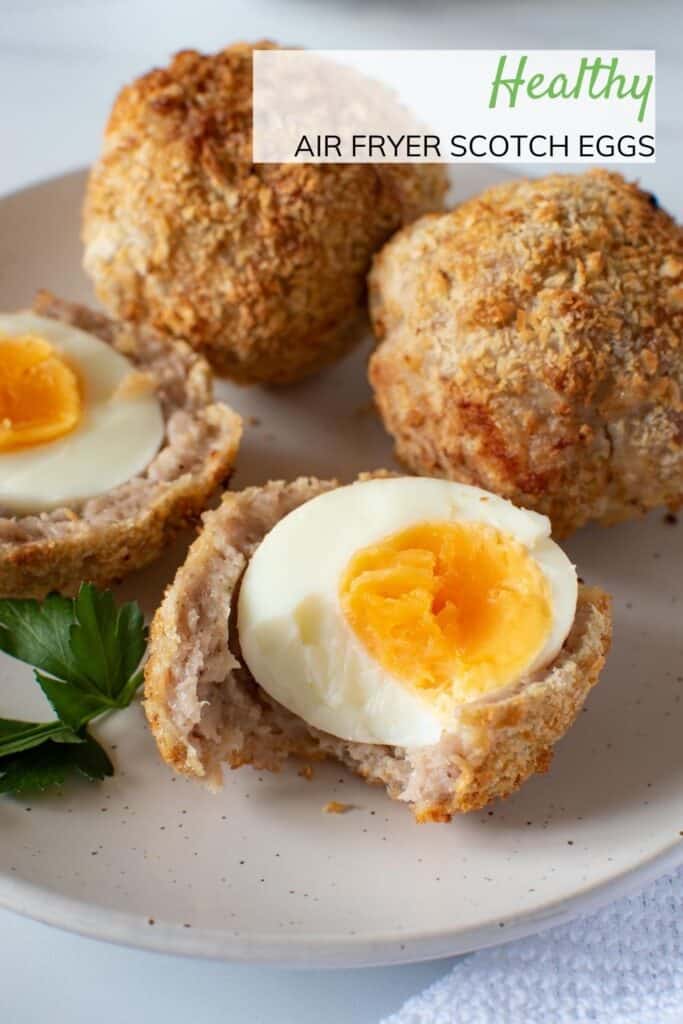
339,521,552,704
0,335,81,452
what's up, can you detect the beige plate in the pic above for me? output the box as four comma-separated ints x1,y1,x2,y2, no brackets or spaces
0,170,682,966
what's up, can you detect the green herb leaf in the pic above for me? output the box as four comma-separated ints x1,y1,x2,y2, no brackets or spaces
33,673,110,733
0,745,71,795
0,731,113,795
0,718,79,757
0,583,147,739
70,583,147,703
68,731,114,781
0,593,87,687
0,583,147,796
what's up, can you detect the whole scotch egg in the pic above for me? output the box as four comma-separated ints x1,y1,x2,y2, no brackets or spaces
368,171,683,536
82,42,448,384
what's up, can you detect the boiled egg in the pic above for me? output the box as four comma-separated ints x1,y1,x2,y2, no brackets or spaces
0,313,164,513
238,477,577,747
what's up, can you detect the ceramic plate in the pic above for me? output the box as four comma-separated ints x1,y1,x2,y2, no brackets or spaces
0,170,682,967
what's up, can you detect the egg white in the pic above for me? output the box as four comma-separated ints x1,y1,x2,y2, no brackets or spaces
0,312,164,513
237,477,578,748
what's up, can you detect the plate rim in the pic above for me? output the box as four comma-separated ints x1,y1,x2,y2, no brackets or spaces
1,838,681,966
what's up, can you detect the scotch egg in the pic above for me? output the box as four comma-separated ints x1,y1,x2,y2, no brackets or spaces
0,293,241,599
83,42,448,384
368,171,683,536
145,474,611,821
0,312,164,513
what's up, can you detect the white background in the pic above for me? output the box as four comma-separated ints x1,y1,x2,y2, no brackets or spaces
1,1,681,1022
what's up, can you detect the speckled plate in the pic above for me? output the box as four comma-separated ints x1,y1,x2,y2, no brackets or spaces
0,169,682,967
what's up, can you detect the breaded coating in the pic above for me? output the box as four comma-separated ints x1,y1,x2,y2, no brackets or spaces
144,476,611,823
83,42,448,385
369,171,683,536
0,293,242,598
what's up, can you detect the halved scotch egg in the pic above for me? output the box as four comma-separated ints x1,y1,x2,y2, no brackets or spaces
145,475,611,822
0,312,164,512
0,293,241,598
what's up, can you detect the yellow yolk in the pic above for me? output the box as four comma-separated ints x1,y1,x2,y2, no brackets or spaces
339,521,553,704
0,335,81,452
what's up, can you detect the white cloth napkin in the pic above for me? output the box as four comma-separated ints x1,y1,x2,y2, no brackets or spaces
383,865,683,1024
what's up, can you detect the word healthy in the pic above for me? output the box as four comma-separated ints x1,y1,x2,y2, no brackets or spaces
489,54,654,124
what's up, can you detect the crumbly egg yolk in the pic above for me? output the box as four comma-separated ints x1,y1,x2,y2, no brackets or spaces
0,334,81,452
339,521,553,704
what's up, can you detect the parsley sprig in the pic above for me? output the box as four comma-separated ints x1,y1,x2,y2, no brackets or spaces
0,584,147,795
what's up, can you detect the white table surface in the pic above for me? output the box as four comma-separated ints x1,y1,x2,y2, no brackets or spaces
1,2,680,1021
